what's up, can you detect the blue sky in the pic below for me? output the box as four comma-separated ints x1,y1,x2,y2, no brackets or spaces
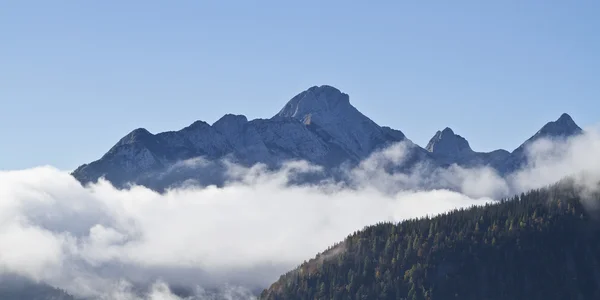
1,1,599,170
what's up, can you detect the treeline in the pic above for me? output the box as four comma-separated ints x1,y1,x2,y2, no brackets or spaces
261,179,600,299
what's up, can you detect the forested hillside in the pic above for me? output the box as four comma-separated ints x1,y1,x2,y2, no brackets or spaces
0,275,75,300
261,180,600,300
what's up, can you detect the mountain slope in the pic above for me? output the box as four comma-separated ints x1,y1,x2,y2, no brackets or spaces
425,127,511,169
71,85,417,189
503,113,583,173
71,85,583,190
424,113,582,174
260,180,600,300
275,85,403,159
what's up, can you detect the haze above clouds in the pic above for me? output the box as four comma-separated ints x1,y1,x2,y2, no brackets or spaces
0,125,599,299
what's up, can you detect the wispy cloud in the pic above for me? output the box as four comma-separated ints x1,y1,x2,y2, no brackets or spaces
0,167,486,298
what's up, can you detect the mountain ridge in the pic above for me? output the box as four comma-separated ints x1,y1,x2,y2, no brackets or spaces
71,85,583,190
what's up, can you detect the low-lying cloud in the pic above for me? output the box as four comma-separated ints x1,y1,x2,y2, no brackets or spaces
1,125,600,299
0,164,490,299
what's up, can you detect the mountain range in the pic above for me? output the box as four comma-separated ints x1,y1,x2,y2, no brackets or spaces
71,85,582,190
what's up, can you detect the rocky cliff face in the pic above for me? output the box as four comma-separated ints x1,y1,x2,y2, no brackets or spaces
275,85,402,159
71,85,582,190
426,127,475,165
512,113,582,157
502,113,582,174
425,127,510,170
72,85,415,189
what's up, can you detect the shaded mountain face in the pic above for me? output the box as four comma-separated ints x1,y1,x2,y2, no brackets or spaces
72,85,415,190
425,127,511,170
530,113,582,140
426,127,472,155
500,113,584,174
424,113,582,173
71,85,582,191
275,85,399,159
426,127,475,165
513,113,582,156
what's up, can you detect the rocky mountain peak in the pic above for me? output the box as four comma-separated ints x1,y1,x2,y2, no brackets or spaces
513,113,583,155
274,85,389,158
71,86,589,191
275,85,351,120
115,128,154,147
214,114,248,125
182,120,211,131
441,127,455,136
426,127,473,156
213,114,248,135
535,113,581,138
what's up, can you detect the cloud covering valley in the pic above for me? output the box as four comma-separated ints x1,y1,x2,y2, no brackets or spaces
1,124,600,299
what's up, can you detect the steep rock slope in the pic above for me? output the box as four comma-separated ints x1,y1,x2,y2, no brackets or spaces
503,113,583,173
425,127,511,169
72,85,415,189
274,85,403,159
425,113,582,174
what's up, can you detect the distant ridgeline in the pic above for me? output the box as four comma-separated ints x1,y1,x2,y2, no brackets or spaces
261,179,600,300
71,85,582,191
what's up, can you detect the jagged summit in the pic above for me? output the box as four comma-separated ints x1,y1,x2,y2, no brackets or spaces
273,85,391,158
558,112,574,122
275,85,351,121
441,127,454,135
495,113,584,174
514,113,582,154
115,128,154,146
426,127,473,155
535,113,581,138
424,127,513,169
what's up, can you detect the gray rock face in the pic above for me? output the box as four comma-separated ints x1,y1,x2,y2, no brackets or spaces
424,113,582,173
71,85,583,190
73,85,413,189
513,113,582,155
502,113,583,174
426,128,474,164
424,127,511,170
275,85,403,159
426,128,471,154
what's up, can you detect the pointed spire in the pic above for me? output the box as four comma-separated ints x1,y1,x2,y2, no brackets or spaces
533,113,582,140
116,128,154,146
512,113,583,154
272,85,387,158
275,85,351,120
426,127,473,156
441,127,455,135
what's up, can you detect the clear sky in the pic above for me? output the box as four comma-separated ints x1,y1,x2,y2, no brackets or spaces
1,1,599,170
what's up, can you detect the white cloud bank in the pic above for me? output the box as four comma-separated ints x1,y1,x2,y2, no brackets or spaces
0,125,599,299
0,164,489,299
